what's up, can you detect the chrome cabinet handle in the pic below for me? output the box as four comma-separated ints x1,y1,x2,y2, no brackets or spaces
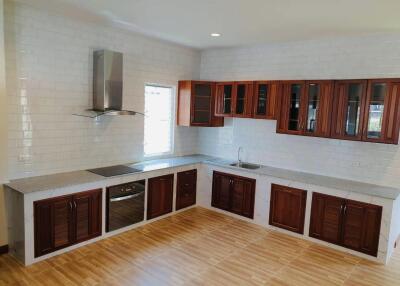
73,201,77,209
110,192,143,202
69,202,73,211
343,205,347,215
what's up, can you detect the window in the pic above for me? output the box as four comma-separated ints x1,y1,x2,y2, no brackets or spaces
144,84,174,157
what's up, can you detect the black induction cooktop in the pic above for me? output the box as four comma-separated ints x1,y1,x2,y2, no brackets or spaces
87,165,142,177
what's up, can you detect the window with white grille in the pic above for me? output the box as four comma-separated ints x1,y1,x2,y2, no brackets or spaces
144,84,174,157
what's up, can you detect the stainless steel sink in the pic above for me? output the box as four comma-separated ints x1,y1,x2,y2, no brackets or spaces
230,162,261,170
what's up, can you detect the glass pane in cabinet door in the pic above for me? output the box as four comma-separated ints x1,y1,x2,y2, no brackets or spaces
194,84,211,97
236,84,246,114
256,84,268,115
306,84,320,132
193,111,209,123
222,85,232,114
345,84,363,136
367,83,386,139
288,84,302,131
193,84,211,123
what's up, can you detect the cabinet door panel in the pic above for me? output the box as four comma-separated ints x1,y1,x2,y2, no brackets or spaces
34,201,54,257
74,194,90,242
233,82,253,118
331,80,367,141
269,184,307,234
176,169,197,210
211,172,231,210
73,189,102,243
361,206,382,256
309,193,344,245
304,81,334,137
277,81,306,134
342,200,381,256
231,177,255,218
253,81,280,119
215,82,234,116
53,198,73,249
363,79,400,144
342,202,364,250
147,174,174,219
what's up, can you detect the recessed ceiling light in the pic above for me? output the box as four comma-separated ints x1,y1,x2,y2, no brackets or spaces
211,33,221,37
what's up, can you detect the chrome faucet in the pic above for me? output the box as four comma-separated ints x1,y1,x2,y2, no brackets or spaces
237,147,243,165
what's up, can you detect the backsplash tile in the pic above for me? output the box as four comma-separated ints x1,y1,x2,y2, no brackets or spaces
4,2,200,179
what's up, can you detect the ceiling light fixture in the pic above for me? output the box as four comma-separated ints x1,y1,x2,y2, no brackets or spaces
211,33,221,37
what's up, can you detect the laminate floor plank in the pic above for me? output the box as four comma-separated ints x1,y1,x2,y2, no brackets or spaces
1,207,399,286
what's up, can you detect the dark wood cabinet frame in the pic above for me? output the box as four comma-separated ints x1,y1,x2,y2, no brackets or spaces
309,192,382,257
269,184,307,234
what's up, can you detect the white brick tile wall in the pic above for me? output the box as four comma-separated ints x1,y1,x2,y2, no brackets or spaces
4,2,200,179
199,36,400,188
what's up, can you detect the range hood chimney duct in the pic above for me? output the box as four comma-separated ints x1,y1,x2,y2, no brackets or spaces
73,49,143,118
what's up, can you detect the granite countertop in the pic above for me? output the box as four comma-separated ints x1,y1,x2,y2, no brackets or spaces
5,154,400,200
5,155,211,194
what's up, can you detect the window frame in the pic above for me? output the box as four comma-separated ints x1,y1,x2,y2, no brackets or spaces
143,83,176,158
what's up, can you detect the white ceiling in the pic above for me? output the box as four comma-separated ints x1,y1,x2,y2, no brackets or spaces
15,0,400,49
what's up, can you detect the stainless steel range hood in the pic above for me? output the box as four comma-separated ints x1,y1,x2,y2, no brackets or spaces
74,50,143,118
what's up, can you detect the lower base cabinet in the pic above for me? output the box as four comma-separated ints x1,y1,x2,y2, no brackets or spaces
212,171,255,219
176,169,197,210
147,174,174,219
34,189,102,258
309,192,382,256
269,184,307,234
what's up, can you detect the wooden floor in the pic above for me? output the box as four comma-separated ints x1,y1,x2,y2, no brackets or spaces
1,207,400,286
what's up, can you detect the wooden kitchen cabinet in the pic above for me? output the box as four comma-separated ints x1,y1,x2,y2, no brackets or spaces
215,82,235,116
277,81,306,134
253,81,280,119
177,81,224,127
233,81,254,117
331,80,368,141
269,184,307,234
215,82,254,117
309,192,382,256
147,174,174,219
303,81,334,137
212,171,255,218
277,80,334,137
34,189,102,258
176,169,197,210
362,79,400,144
74,190,102,243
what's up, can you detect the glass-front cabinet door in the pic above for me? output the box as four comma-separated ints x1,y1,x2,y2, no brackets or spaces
232,81,253,117
303,81,334,137
331,80,367,140
277,81,306,134
363,79,400,144
215,82,234,116
192,82,212,124
253,81,280,119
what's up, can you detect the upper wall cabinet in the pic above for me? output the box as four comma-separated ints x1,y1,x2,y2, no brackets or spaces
277,80,334,137
331,80,368,141
215,82,234,116
277,81,306,135
331,79,400,144
177,80,224,127
253,81,280,119
215,82,254,117
362,79,400,144
303,81,334,137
